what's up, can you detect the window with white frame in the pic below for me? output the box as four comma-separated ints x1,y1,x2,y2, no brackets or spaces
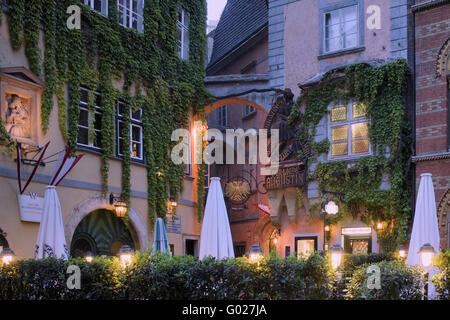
77,88,102,149
177,8,190,60
244,105,256,117
329,101,370,158
185,124,192,175
324,5,358,53
117,102,144,160
117,0,144,32
217,105,228,127
84,0,108,15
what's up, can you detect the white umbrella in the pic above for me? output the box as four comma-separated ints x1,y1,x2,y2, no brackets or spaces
406,173,440,298
153,217,170,255
34,186,68,260
199,177,235,259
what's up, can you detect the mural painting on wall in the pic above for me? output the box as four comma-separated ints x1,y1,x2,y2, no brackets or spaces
263,89,307,190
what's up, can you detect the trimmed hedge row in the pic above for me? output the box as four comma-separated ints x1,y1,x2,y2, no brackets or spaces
1,250,447,300
0,252,334,300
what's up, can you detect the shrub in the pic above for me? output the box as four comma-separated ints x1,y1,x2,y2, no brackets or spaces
0,251,334,300
342,252,396,274
345,260,424,300
431,250,450,300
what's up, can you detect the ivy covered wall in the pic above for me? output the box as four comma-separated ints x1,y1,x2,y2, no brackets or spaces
289,59,412,252
1,0,210,226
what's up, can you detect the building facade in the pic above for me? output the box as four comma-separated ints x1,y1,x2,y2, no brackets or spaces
412,0,450,249
0,0,207,258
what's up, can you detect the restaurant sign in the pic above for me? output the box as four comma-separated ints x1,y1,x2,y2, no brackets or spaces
166,215,181,234
265,164,306,190
17,193,43,223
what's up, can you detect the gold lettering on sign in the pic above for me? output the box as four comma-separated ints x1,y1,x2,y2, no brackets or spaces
265,165,305,190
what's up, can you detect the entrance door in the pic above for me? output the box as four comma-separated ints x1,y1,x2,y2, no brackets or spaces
71,209,135,257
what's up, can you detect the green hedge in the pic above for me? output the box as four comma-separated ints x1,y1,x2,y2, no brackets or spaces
0,252,334,300
431,250,450,300
345,260,424,300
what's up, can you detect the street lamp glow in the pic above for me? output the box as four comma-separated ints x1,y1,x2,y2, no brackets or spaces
419,243,435,268
0,247,15,265
247,244,263,263
398,245,406,259
324,225,330,232
330,244,344,269
376,221,383,230
114,200,127,218
85,251,93,263
118,245,133,268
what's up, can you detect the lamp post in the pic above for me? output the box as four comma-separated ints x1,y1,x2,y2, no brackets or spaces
419,243,435,300
247,244,263,263
322,200,338,251
0,247,15,265
330,244,344,270
85,251,93,263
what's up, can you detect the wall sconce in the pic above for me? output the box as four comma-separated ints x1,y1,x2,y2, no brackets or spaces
0,247,15,265
376,221,384,230
118,245,133,268
109,193,128,218
155,166,163,177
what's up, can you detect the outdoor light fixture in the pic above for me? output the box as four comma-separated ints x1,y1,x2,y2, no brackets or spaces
321,196,340,251
85,251,93,263
419,243,435,268
0,247,15,265
273,237,278,244
155,167,163,177
376,221,383,230
330,244,344,269
109,193,128,218
247,244,263,263
118,245,133,267
398,245,406,259
167,197,178,214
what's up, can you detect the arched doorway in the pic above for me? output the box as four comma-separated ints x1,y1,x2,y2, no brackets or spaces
70,209,135,257
438,188,450,249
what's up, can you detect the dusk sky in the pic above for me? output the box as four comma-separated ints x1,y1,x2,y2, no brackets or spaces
207,0,227,21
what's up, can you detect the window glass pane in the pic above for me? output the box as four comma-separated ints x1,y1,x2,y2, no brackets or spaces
95,93,101,106
332,125,348,141
330,105,347,122
352,102,367,118
132,125,141,141
325,11,339,26
296,239,315,259
77,127,89,145
343,32,357,48
351,122,368,138
183,28,189,59
344,19,357,35
326,37,340,52
132,142,141,159
131,109,142,121
94,112,102,130
80,89,88,103
352,139,369,154
118,137,124,155
326,23,340,39
342,5,357,22
93,131,101,148
78,109,89,127
94,0,102,11
332,142,348,156
118,103,127,116
118,121,124,139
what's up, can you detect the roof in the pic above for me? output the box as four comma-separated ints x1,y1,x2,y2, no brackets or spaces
207,0,268,69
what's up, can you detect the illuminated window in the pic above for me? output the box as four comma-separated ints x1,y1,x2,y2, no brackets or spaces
295,236,317,259
118,0,144,32
117,102,143,161
329,101,370,158
177,8,190,60
324,5,358,53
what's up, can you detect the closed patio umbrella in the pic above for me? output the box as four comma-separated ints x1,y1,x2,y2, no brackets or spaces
406,173,440,298
199,177,234,259
34,186,68,260
153,217,170,255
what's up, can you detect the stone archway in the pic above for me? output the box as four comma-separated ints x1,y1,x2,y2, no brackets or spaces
64,194,149,252
437,188,450,248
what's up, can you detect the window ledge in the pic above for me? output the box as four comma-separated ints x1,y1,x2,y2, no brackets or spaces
318,46,365,60
76,145,147,167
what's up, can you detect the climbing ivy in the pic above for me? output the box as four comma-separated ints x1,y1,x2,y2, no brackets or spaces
289,59,412,251
2,0,208,225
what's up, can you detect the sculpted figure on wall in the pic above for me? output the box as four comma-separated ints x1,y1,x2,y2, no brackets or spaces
5,94,30,139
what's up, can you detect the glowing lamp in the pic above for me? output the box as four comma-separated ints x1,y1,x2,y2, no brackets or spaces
114,200,127,218
247,244,263,263
273,238,278,244
398,245,406,259
330,244,344,269
419,243,435,268
324,225,330,232
85,251,93,263
0,247,15,265
118,245,133,268
376,221,383,230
